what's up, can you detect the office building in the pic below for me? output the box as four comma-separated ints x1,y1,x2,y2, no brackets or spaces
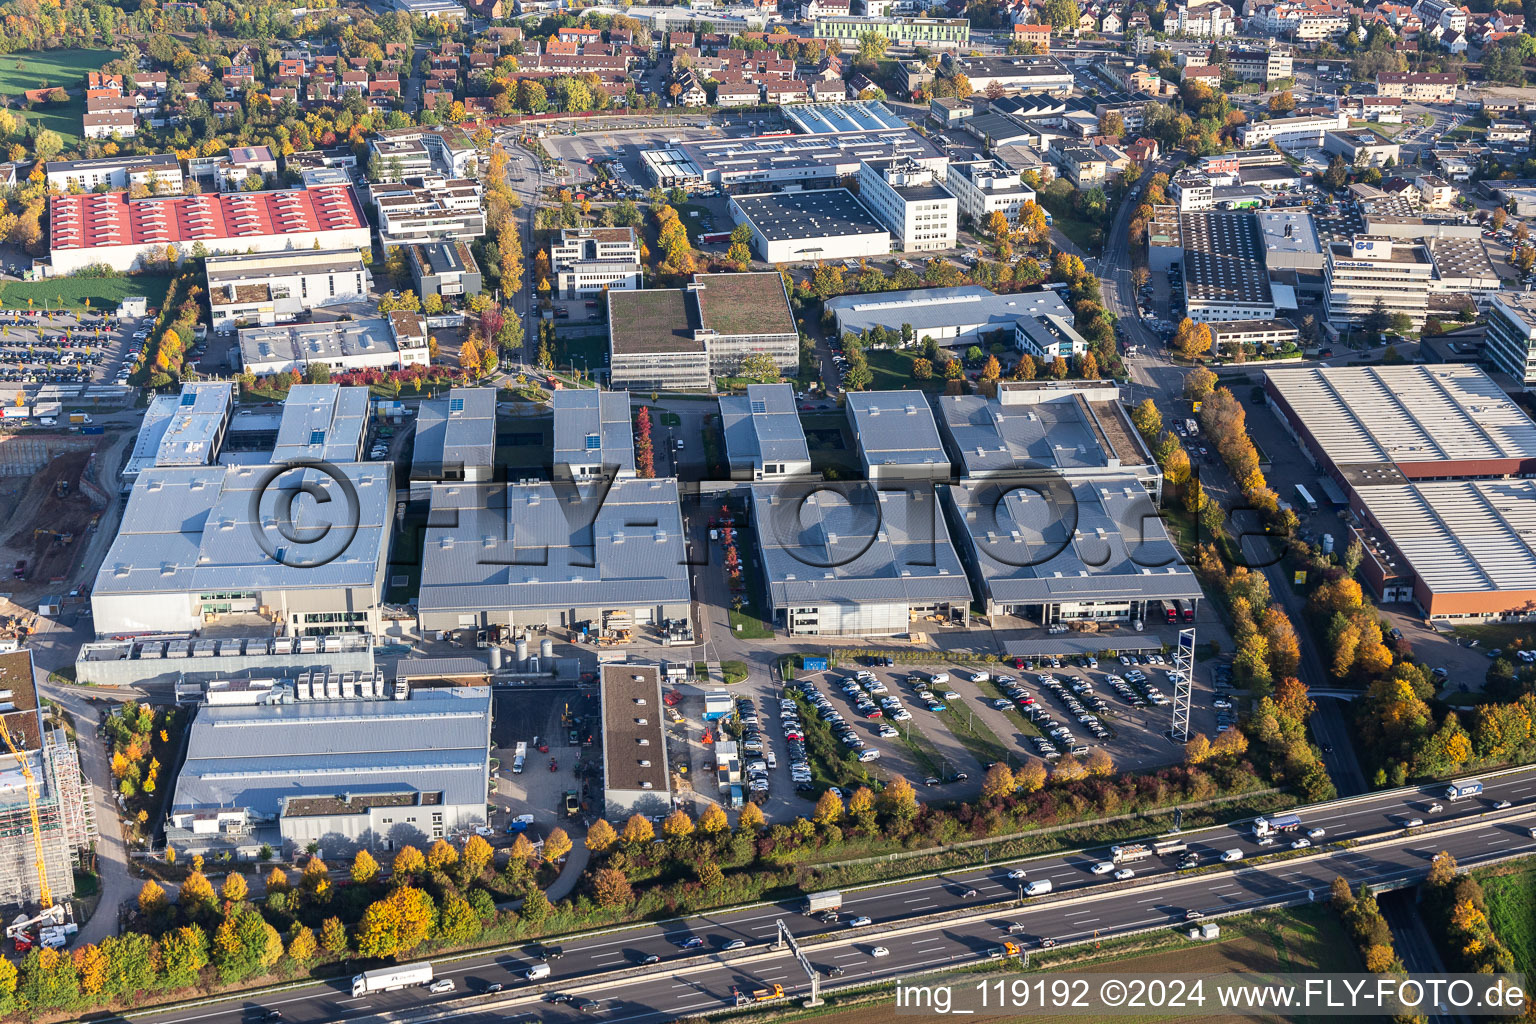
720,383,813,481
601,665,672,818
413,387,497,483
825,285,1073,349
1376,71,1457,102
608,272,799,389
1235,110,1348,150
1258,209,1326,272
1486,293,1536,388
845,390,949,481
48,185,371,274
944,159,1036,229
550,227,642,299
553,389,636,482
1323,235,1434,329
1324,128,1400,168
856,158,958,253
812,14,970,48
373,176,485,246
167,686,491,859
1226,46,1292,82
407,241,482,300
238,314,429,375
642,129,944,193
1210,318,1299,354
728,189,890,263
206,249,368,334
1014,313,1089,361
45,153,183,194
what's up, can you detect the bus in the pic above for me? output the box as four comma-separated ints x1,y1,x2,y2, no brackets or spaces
1294,484,1318,514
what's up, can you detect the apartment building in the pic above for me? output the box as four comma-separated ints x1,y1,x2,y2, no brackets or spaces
1377,71,1457,102
45,153,183,194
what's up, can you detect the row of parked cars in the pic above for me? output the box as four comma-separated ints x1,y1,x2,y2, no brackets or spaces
737,695,775,796
795,679,883,767
1036,676,1113,743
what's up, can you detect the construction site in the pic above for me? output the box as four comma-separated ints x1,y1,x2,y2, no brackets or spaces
0,434,112,596
0,648,95,941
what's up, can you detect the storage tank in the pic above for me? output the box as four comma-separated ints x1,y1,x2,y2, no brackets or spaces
540,637,554,661
515,637,529,663
490,645,503,670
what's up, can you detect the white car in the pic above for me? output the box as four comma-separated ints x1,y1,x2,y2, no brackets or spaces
1220,849,1244,863
1291,838,1311,849
1007,869,1028,880
878,724,898,738
849,916,872,927
1090,861,1115,874
1306,827,1325,839
1113,868,1135,880
870,946,890,957
428,979,455,994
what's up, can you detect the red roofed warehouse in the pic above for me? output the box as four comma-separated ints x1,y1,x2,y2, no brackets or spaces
49,185,372,274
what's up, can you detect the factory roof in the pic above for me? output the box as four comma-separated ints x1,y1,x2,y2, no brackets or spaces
946,473,1202,604
415,477,689,615
173,687,490,818
414,387,497,478
46,152,180,175
720,383,811,468
751,482,972,606
1258,209,1323,255
935,383,1149,477
660,129,943,184
825,285,1072,337
239,316,410,369
205,248,366,289
48,185,365,252
1427,236,1498,281
845,390,948,471
1180,211,1274,307
156,381,233,466
600,664,670,796
1357,479,1536,598
270,384,369,463
948,54,1073,81
783,100,908,133
127,393,187,477
95,461,393,596
1264,364,1536,474
552,389,635,474
731,189,886,243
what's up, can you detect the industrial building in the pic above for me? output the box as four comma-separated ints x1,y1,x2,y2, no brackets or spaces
728,189,891,264
607,272,798,389
0,649,94,910
783,101,909,134
1173,211,1277,323
941,54,1074,95
1014,313,1089,361
412,387,497,484
550,227,642,299
720,383,814,481
1265,364,1536,619
124,381,236,478
553,389,636,482
1210,318,1299,355
238,313,429,375
407,241,482,300
749,481,972,635
75,633,378,691
641,129,944,192
166,685,491,859
45,152,183,194
856,158,958,253
824,285,1073,350
845,390,950,481
47,185,371,274
414,476,690,633
600,664,672,818
269,384,369,463
206,249,369,334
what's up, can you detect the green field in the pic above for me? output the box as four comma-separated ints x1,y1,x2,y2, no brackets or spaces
865,348,949,392
0,274,171,312
0,48,121,145
1479,860,1536,979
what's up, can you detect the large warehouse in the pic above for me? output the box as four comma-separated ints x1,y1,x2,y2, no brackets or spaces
728,189,890,264
750,483,973,635
846,390,951,481
824,285,1073,350
167,686,492,859
1265,364,1536,619
48,185,371,274
600,664,672,818
641,128,944,192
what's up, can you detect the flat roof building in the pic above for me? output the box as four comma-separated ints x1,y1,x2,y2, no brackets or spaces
407,240,482,300
1323,234,1434,329
945,159,1037,230
151,381,236,468
1014,312,1089,361
270,384,370,464
720,383,813,481
1178,211,1276,322
641,129,944,192
942,54,1074,95
550,227,641,300
857,157,958,253
608,272,798,390
845,390,949,480
825,285,1073,349
553,389,635,482
239,315,429,375
45,152,183,194
729,189,890,264
412,387,497,483
1257,209,1325,271
784,101,909,133
206,248,368,334
1487,292,1536,388
601,664,672,818
750,482,972,635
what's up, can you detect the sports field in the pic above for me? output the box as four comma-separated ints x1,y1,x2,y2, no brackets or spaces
0,48,121,145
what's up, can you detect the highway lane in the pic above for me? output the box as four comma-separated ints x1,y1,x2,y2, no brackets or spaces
140,768,1536,1024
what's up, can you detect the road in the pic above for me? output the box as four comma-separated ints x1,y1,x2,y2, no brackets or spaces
139,768,1536,1024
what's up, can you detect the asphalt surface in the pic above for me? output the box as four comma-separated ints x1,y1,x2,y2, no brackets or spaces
139,767,1536,1024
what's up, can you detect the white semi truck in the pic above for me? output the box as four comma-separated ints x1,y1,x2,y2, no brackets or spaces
352,962,434,997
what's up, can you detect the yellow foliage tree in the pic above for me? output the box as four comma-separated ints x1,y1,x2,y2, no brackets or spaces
462,834,494,878
138,879,168,914
355,885,436,959
698,805,730,835
287,926,318,963
621,814,656,845
221,872,249,903
585,818,618,852
428,839,459,871
662,809,694,839
814,789,844,825
74,943,108,997
1015,761,1048,793
180,870,216,908
544,826,573,864
510,832,537,863
981,762,1016,799
265,867,289,892
737,802,766,831
351,849,380,885
393,845,426,877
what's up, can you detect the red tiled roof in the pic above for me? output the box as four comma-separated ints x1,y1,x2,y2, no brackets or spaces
49,185,366,252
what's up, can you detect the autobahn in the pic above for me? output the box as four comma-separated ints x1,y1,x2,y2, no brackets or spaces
137,768,1536,1024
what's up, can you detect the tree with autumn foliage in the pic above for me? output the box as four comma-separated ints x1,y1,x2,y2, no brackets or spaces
621,813,655,845
355,886,436,959
393,845,426,879
351,849,380,885
586,818,619,852
981,762,1016,799
635,405,655,478
544,827,574,864
591,867,634,909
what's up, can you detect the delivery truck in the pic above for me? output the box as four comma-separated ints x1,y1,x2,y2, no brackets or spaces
802,891,842,916
352,962,434,997
1110,843,1152,864
512,741,527,773
1443,779,1483,801
1252,813,1302,838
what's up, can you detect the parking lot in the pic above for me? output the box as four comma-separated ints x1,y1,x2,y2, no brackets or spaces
0,309,144,387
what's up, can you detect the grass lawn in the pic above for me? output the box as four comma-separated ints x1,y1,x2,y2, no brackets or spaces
720,659,748,685
675,203,718,244
553,333,606,377
790,692,874,793
0,48,120,145
0,273,171,313
1478,860,1536,978
727,529,775,639
865,348,948,392
938,702,1012,768
1444,622,1536,654
892,721,946,780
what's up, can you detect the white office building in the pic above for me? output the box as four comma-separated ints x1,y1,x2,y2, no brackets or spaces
550,226,642,299
1236,111,1348,151
239,313,429,375
206,249,368,334
944,160,1036,229
856,158,958,253
1486,293,1536,387
45,153,183,194
1323,235,1435,329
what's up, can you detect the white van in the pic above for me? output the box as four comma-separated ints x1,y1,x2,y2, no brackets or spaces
525,963,551,982
1220,849,1244,863
928,672,951,685
964,670,990,683
1025,879,1053,896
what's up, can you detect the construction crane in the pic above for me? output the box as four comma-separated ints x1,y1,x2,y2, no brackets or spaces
0,718,51,910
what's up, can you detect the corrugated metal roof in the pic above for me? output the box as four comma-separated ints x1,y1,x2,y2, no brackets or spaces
271,385,369,463
415,387,496,474
720,383,809,468
846,390,947,469
552,389,636,473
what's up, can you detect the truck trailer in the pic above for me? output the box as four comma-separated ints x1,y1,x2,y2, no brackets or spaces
1252,813,1302,837
352,962,434,997
1443,779,1483,801
802,891,842,915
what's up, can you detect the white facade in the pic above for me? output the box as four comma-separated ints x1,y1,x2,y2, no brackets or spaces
239,316,429,375
207,249,368,334
1323,235,1435,328
46,154,183,194
550,226,643,299
1236,110,1348,150
944,160,1037,228
856,159,958,253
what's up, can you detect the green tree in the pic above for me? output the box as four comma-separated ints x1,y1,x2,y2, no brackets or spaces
739,352,782,383
159,925,210,988
436,892,482,946
1131,398,1162,439
1042,0,1081,30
